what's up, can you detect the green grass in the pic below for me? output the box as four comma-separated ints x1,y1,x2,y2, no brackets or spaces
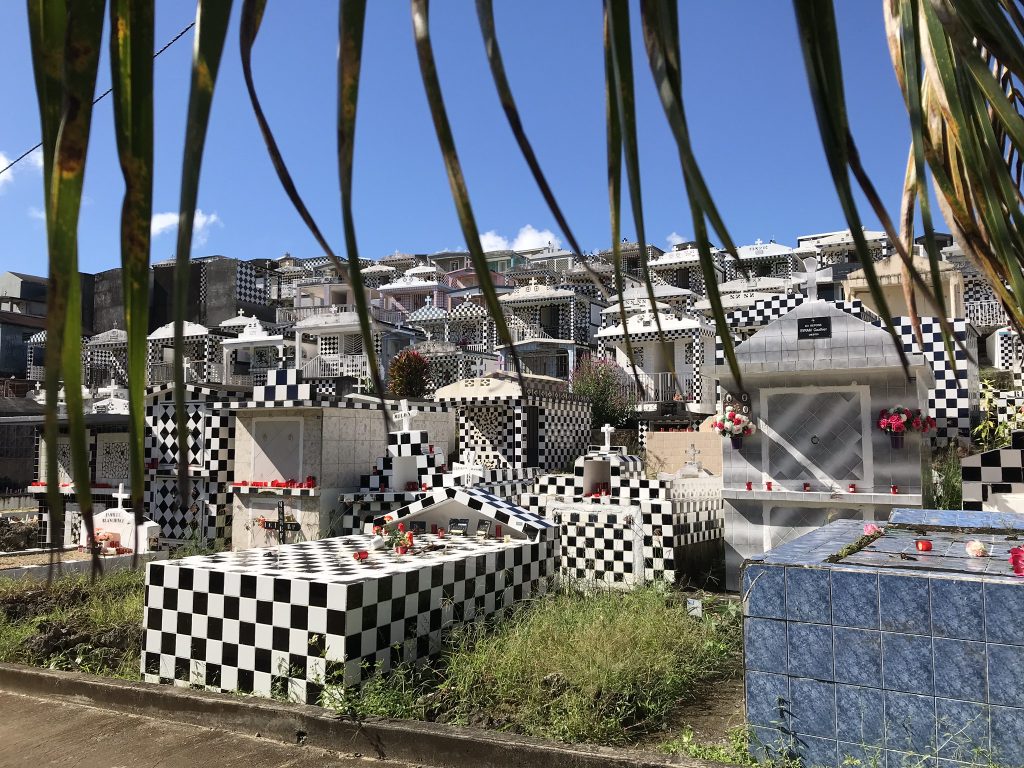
429,585,742,744
661,726,759,765
0,568,145,679
0,570,743,750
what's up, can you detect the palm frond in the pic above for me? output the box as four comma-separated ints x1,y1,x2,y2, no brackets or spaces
605,0,679,397
26,0,68,569
639,0,743,387
411,0,522,382
109,0,155,548
238,0,387,410
791,0,913,376
174,1,233,525
30,0,106,575
337,0,389,410
475,0,609,303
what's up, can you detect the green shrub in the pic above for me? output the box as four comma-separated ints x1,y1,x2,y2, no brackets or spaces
386,349,432,398
570,357,638,428
435,586,741,744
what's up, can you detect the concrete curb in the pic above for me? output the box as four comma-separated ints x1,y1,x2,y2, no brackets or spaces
0,662,714,768
0,551,166,582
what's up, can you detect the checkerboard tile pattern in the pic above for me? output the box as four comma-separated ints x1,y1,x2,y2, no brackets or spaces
961,431,1024,510
522,453,725,585
554,508,638,585
372,487,556,540
892,317,979,443
144,383,248,550
141,532,555,702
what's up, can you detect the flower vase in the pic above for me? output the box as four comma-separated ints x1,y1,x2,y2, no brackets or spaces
889,433,905,449
730,436,743,450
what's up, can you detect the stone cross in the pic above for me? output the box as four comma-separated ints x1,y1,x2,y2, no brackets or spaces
452,460,484,487
686,444,701,464
600,423,615,452
391,398,416,432
425,329,433,342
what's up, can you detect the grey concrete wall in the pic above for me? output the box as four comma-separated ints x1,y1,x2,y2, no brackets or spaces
91,269,125,335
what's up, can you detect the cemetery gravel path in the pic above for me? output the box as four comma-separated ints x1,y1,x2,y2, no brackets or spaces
0,689,413,768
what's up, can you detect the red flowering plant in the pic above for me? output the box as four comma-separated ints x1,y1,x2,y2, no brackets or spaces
372,515,415,553
711,406,756,438
877,406,936,435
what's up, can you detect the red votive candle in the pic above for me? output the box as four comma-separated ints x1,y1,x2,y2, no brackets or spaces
803,482,811,492
891,484,899,494
915,539,932,552
431,523,438,535
765,481,773,491
745,481,753,491
848,483,857,493
495,525,502,538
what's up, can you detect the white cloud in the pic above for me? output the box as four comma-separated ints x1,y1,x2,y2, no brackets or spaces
511,224,561,251
0,152,13,192
28,207,45,221
479,230,509,252
665,231,687,248
150,212,179,237
27,148,43,170
151,209,222,245
479,224,562,253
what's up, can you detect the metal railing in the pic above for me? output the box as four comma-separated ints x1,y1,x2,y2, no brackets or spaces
300,353,370,379
966,301,1007,328
616,370,694,403
148,360,215,385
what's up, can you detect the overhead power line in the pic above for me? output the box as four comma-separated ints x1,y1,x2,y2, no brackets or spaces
0,19,195,178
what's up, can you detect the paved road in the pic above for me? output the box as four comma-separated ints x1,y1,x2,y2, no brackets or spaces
0,690,411,768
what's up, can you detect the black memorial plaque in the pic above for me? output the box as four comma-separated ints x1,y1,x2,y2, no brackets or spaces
797,317,832,340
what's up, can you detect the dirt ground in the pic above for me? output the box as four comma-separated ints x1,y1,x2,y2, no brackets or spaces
0,550,92,570
668,678,745,742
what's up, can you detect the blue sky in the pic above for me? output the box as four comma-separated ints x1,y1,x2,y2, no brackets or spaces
0,2,913,276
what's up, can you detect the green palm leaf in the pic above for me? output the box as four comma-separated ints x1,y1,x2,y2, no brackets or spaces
411,0,522,382
639,0,743,387
173,1,233,523
109,0,154,543
475,0,608,301
26,0,68,567
28,0,106,573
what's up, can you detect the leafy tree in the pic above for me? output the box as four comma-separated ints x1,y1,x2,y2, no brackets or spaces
386,350,432,399
570,358,638,428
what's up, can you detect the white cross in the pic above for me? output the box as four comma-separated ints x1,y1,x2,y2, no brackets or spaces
451,450,484,487
390,398,416,432
600,423,615,452
686,444,701,464
424,329,433,342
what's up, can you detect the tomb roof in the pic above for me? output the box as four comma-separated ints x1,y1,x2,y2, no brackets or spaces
713,299,932,378
148,320,213,340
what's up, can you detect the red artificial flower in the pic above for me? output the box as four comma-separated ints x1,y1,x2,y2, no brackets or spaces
373,525,382,535
878,418,888,430
397,522,405,533
1010,547,1024,576
912,417,923,431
